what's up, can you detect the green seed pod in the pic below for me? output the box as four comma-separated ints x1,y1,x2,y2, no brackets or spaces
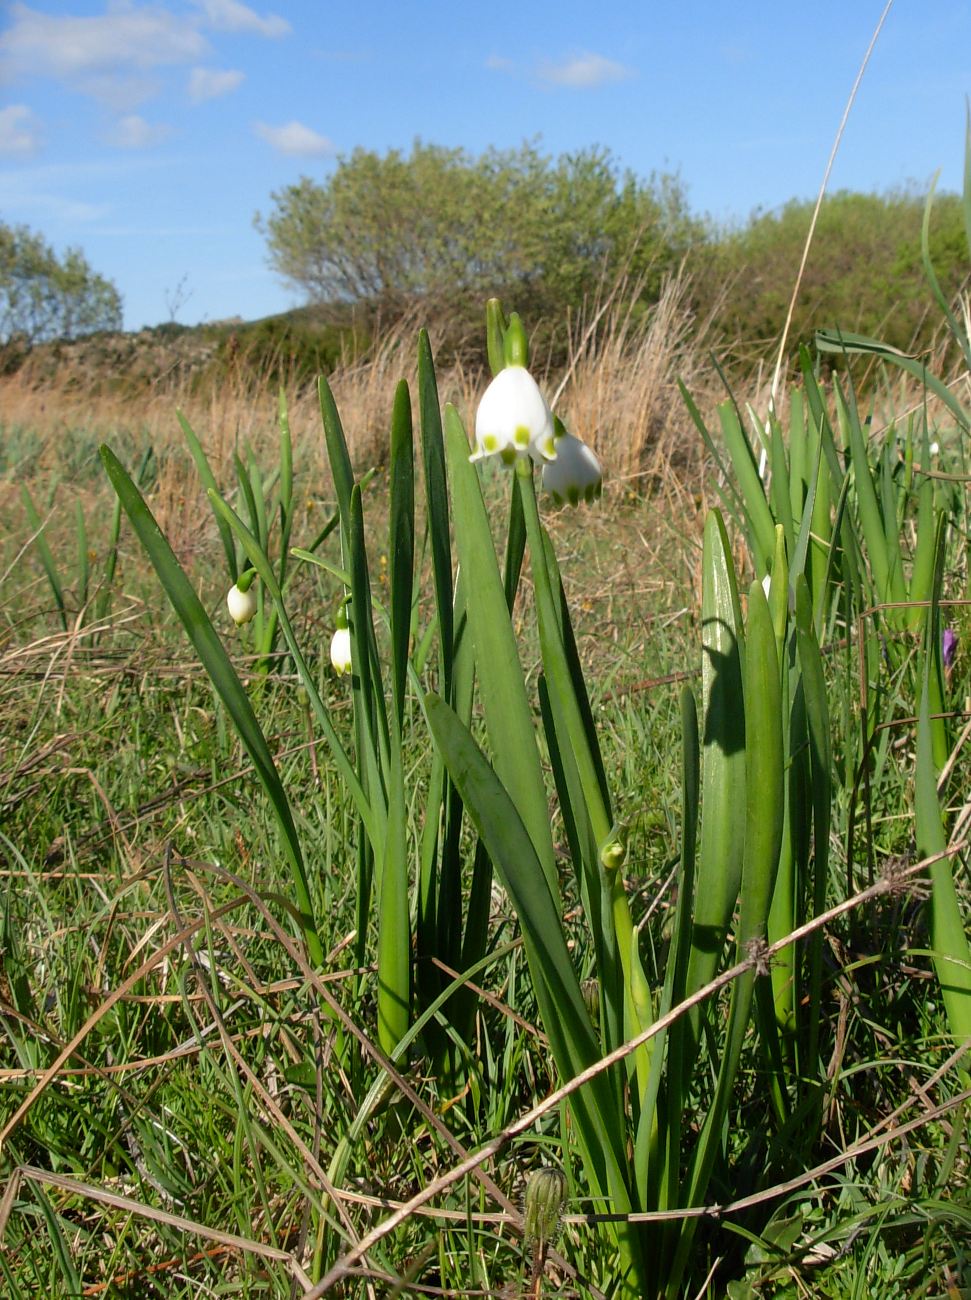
599,825,627,872
524,1167,566,1247
581,977,600,1027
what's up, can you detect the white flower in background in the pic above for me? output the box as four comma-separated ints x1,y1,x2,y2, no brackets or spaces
472,365,557,464
227,582,257,626
542,430,602,505
330,626,352,676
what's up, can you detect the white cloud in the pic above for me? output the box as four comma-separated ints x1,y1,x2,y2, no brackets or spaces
77,73,162,111
105,114,172,150
192,0,289,37
539,51,635,89
254,120,333,157
188,66,244,102
0,104,42,156
0,2,287,109
0,3,207,80
484,54,515,74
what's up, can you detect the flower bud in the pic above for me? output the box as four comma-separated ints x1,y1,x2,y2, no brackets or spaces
600,832,631,873
472,366,556,465
943,627,957,672
523,1167,566,1248
330,626,352,676
227,582,257,626
542,430,602,506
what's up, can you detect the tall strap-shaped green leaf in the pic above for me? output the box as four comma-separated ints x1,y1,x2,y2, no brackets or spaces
276,388,294,587
424,692,646,1291
717,401,776,572
683,510,746,1020
21,485,67,632
916,517,971,1067
178,411,237,582
378,746,410,1056
318,374,356,552
677,380,747,531
668,580,783,1298
349,483,390,797
417,330,453,698
75,499,89,610
388,380,414,735
768,414,795,556
816,329,970,433
100,445,322,967
635,685,699,1212
794,575,831,1085
442,405,558,897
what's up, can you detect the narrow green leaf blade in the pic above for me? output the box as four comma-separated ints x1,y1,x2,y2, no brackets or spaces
442,405,557,894
177,410,238,582
389,379,414,734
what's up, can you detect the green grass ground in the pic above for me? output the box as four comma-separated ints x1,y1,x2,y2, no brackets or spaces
0,392,968,1298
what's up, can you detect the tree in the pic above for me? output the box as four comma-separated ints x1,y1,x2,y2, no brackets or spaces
0,223,123,351
254,140,697,342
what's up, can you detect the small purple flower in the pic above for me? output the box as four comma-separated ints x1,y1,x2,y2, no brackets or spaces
942,627,957,671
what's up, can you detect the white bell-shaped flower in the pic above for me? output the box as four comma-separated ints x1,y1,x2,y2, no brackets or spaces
542,431,602,506
472,365,556,465
227,582,257,626
330,626,352,676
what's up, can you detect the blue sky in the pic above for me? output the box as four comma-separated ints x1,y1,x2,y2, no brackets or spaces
1,1,968,331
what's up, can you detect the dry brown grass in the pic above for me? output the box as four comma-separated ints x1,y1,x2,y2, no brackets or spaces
0,275,723,513
550,266,718,486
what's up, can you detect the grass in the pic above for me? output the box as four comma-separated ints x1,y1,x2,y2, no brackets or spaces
0,281,969,1298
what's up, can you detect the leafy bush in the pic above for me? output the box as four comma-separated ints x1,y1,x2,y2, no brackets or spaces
696,187,969,359
254,140,698,351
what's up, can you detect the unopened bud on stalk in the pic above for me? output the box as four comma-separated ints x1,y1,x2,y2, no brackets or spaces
330,601,352,676
227,570,257,625
581,977,600,1026
600,826,628,872
523,1167,566,1248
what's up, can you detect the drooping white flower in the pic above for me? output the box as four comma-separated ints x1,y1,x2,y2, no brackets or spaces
227,582,257,626
330,626,352,676
541,431,602,506
472,365,556,465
